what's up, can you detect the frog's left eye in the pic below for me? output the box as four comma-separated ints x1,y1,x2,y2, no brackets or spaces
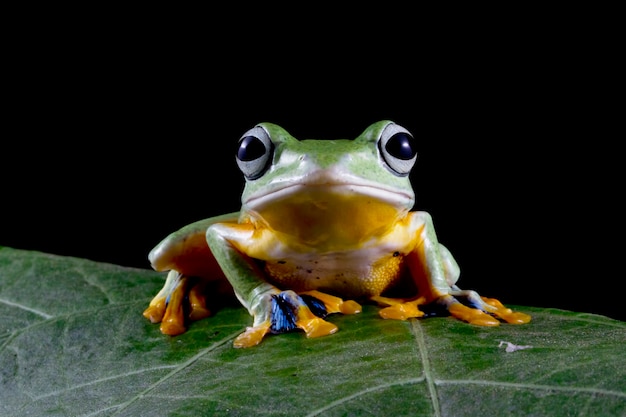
236,126,275,180
378,123,417,176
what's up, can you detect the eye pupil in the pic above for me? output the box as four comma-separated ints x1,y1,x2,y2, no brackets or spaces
385,132,417,161
237,136,266,161
236,126,275,180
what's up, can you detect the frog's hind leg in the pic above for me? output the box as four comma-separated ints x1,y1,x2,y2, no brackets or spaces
143,270,213,336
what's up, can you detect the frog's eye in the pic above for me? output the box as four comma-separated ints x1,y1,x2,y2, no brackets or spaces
378,123,417,176
236,126,275,180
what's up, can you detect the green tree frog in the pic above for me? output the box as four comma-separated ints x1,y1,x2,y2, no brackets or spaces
144,121,530,348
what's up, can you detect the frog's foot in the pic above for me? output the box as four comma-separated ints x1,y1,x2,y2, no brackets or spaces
371,295,427,320
143,270,212,336
442,290,532,326
271,291,340,337
234,290,344,348
477,295,531,324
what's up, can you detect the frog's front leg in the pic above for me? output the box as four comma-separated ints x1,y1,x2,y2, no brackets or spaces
143,216,237,335
206,223,354,348
377,211,530,326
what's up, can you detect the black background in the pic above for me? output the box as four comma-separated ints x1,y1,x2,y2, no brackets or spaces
2,11,623,321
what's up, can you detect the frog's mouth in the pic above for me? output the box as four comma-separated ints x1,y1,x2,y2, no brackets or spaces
244,180,413,250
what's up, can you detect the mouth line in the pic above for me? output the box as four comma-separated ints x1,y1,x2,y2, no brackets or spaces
245,181,412,209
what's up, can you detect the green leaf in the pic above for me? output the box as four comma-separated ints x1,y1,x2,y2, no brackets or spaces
1,247,624,417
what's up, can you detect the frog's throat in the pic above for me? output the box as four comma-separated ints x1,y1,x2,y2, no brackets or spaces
243,185,412,251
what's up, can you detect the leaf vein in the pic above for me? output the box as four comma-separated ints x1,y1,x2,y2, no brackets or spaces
80,271,113,304
303,377,426,417
437,379,626,398
110,329,242,415
31,365,177,400
536,312,626,328
0,297,52,319
412,320,442,417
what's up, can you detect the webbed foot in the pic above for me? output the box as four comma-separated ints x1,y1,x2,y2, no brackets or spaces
234,290,362,348
143,270,212,336
434,290,531,326
372,291,531,326
477,296,531,324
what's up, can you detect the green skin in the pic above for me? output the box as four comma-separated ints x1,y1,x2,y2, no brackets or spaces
145,121,530,348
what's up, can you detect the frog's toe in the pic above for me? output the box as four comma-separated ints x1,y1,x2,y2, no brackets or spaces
298,317,338,338
160,316,188,335
159,278,189,335
188,282,212,321
372,295,427,320
234,322,272,348
143,298,166,323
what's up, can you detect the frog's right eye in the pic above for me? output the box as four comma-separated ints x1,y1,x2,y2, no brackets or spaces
236,126,275,180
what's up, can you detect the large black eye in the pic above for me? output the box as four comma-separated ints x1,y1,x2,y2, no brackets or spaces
378,123,417,176
237,135,266,161
385,132,416,160
236,126,274,180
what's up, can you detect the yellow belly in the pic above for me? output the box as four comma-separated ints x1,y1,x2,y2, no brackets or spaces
264,251,406,298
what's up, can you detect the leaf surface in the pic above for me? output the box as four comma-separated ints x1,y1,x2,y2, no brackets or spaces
0,247,624,416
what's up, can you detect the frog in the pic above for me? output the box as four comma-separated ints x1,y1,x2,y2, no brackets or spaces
143,120,531,348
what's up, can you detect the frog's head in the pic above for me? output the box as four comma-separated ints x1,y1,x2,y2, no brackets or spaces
235,121,418,249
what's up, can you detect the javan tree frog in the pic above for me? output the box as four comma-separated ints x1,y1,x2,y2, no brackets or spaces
144,121,530,348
